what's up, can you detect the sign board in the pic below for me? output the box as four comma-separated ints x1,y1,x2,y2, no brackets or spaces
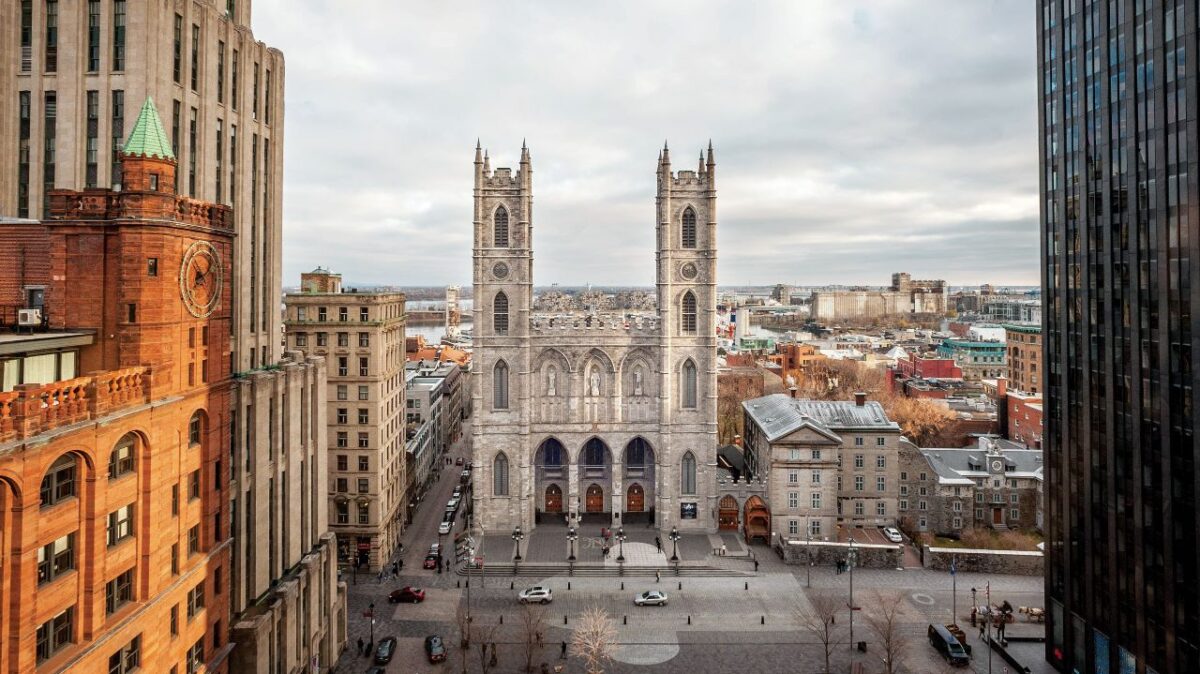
680,502,698,519
357,542,372,551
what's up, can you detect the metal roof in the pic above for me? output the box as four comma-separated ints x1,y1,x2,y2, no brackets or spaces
742,393,900,442
122,97,175,160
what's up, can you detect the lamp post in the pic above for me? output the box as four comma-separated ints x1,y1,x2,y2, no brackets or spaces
971,586,978,627
805,516,812,589
847,537,858,651
567,526,578,562
369,601,376,648
668,526,681,563
616,527,626,563
512,526,524,562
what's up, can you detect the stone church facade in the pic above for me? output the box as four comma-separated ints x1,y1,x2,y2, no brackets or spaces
471,142,719,535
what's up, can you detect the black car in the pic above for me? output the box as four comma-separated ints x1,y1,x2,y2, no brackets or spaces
425,635,447,663
366,669,386,674
374,637,397,665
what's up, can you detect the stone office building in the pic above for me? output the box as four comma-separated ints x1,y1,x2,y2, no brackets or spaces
284,269,407,571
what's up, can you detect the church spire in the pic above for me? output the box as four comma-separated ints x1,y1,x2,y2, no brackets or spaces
122,97,175,160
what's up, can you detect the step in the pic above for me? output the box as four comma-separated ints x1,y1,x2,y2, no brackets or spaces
453,564,753,578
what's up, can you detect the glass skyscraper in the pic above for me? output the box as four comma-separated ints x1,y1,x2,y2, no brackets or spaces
1039,1,1197,672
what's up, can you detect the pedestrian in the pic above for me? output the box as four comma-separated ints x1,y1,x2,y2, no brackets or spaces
392,561,399,575
754,560,759,572
656,570,661,583
655,536,662,551
720,544,727,557
357,637,364,655
561,641,568,658
979,621,986,640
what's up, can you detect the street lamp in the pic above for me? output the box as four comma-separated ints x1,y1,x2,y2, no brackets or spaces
511,526,524,562
567,526,578,562
847,537,858,651
615,527,627,562
805,516,812,589
668,526,681,563
369,601,376,649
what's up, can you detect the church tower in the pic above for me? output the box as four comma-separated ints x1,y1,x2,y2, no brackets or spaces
472,142,534,531
656,142,718,531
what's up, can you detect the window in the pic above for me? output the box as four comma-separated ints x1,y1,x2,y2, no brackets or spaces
215,119,223,201
336,455,348,471
1010,508,1019,520
854,501,864,516
811,449,821,460
252,62,260,118
811,470,821,484
358,333,369,347
187,106,196,194
788,470,798,484
358,386,369,401
918,472,927,481
875,476,886,492
186,638,204,674
109,635,140,674
336,385,347,401
105,568,134,615
494,205,509,247
854,437,864,446
37,533,75,584
44,90,57,213
681,206,697,248
359,307,369,322
493,293,509,335
170,605,179,635
918,486,928,496
493,453,509,496
338,308,348,322
36,607,73,663
357,478,369,494
173,14,183,82
357,408,368,424
787,492,798,508
172,485,179,515
681,452,697,494
186,580,205,618
86,91,99,187
952,517,963,529
107,504,135,546
40,454,76,506
44,0,57,72
357,432,369,448
190,24,200,91
359,357,369,376
918,517,927,529
336,355,346,375
899,499,908,510
876,502,886,516
189,413,204,446
20,1,32,73
336,408,348,424
854,476,864,491
336,501,348,524
493,361,509,409
976,492,984,503
17,90,30,217
357,503,369,525
953,501,963,512
318,307,328,322
811,493,821,508
876,437,885,446
1010,493,1019,504
171,543,179,574
810,519,822,537
187,525,200,555
854,454,864,468
231,49,239,109
112,1,126,70
358,456,369,471
918,500,927,511
681,291,697,334
975,508,984,520
109,436,136,479
217,41,226,103
189,470,200,499
335,478,347,492
900,471,907,480
86,1,101,71
788,519,798,535
876,455,886,469
682,359,698,408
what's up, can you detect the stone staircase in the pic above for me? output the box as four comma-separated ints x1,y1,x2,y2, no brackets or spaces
454,563,753,578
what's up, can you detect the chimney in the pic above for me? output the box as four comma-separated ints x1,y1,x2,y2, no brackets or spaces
854,391,867,407
789,386,798,399
995,376,1007,399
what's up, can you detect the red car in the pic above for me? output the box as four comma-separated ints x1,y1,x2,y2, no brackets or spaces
423,554,439,570
389,586,425,603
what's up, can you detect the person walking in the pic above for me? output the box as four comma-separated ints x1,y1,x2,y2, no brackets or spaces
357,637,364,655
656,570,661,583
720,544,727,557
655,536,662,551
561,641,568,658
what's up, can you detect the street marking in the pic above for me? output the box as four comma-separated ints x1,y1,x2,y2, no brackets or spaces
911,592,935,605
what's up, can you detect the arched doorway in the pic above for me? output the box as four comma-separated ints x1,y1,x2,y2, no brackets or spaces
545,485,563,513
626,484,644,512
585,484,604,513
718,495,739,531
743,496,770,544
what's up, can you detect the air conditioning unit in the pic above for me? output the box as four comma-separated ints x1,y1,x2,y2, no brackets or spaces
18,308,42,326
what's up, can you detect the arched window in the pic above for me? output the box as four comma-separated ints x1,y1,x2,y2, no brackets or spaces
681,452,697,495
494,292,509,335
493,360,509,410
40,454,77,507
681,206,697,248
494,205,509,248
682,359,698,409
188,411,204,446
681,291,697,334
109,433,137,479
493,453,509,496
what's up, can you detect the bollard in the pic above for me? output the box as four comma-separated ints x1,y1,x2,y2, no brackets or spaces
568,582,571,591
687,615,691,625
510,581,514,590
744,581,748,591
457,581,461,588
500,615,503,625
623,616,627,625
564,615,568,625
621,582,624,590
761,615,765,625
678,582,682,591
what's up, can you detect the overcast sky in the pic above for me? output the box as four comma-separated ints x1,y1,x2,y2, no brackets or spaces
257,1,1038,288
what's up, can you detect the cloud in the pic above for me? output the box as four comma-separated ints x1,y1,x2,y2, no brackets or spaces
256,0,1039,287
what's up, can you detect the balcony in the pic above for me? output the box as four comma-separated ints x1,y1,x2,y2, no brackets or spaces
0,367,150,444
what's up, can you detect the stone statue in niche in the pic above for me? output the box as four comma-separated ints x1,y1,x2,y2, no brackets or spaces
547,367,557,396
633,367,644,396
589,366,601,397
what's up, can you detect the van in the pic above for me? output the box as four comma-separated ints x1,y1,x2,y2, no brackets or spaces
928,623,970,667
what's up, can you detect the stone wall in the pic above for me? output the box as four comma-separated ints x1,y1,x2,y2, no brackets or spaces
777,541,902,569
923,546,1043,576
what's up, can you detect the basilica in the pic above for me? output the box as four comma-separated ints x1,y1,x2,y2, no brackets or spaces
470,142,719,535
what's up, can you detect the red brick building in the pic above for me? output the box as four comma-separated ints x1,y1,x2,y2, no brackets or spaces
886,352,964,397
1006,390,1044,448
0,100,233,673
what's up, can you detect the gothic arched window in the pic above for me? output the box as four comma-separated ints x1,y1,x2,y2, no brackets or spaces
494,205,509,248
493,452,509,496
493,360,509,410
681,451,697,495
681,206,697,248
681,291,697,335
494,292,509,335
682,359,698,409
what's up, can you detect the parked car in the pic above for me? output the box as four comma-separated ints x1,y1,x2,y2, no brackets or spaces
374,637,397,665
425,635,447,663
928,624,970,667
882,526,904,543
423,554,440,570
389,586,426,603
438,520,453,535
456,457,464,466
634,590,668,606
517,586,553,604
366,668,386,674
452,486,462,498
460,469,471,483
447,497,461,510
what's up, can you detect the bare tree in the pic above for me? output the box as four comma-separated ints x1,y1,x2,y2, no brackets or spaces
454,604,472,674
570,606,619,674
519,603,549,672
474,619,501,674
863,591,912,674
795,593,845,674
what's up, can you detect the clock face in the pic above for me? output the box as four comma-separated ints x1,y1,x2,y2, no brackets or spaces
180,241,223,318
680,262,698,280
492,262,509,280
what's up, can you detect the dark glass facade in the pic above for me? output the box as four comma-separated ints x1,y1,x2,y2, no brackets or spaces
1039,1,1198,672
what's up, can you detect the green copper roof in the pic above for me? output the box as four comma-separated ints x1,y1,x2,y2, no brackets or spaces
122,97,175,160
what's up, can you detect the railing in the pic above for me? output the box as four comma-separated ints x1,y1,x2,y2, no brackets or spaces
0,367,150,443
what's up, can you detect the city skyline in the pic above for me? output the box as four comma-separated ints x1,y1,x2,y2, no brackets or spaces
261,0,1040,287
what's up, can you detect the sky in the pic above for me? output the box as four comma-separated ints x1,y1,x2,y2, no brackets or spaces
256,1,1039,288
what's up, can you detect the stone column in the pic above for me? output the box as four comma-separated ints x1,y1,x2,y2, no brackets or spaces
567,461,579,523
611,459,623,526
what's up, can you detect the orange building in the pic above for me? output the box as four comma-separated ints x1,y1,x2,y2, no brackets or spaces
1003,323,1042,394
766,342,826,387
0,100,232,673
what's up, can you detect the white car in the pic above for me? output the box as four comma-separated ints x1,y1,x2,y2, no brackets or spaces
438,521,452,535
634,591,668,606
517,586,553,604
882,526,904,543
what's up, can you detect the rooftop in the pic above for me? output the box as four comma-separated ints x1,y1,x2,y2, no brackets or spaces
122,98,175,160
0,331,94,356
743,393,900,442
